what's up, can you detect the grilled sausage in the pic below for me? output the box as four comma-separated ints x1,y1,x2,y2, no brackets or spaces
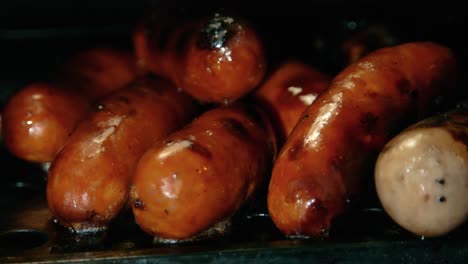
267,42,457,237
130,104,273,239
1,49,140,163
375,109,468,237
254,61,331,147
2,83,88,163
134,12,266,103
47,78,198,232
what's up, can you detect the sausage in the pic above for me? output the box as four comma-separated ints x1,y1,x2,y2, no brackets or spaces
375,109,468,237
47,78,198,232
134,12,266,103
130,104,273,239
1,49,140,163
2,83,88,163
254,61,330,147
267,42,457,237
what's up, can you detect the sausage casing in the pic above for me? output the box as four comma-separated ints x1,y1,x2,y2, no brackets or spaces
130,104,272,239
2,83,87,163
134,12,266,103
268,42,457,237
2,49,140,163
254,61,330,147
47,78,198,232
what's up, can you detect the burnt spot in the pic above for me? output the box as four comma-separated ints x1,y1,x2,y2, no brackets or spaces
188,141,212,159
164,139,174,145
424,194,430,202
364,91,380,99
395,78,412,95
288,140,304,161
300,114,310,122
448,128,468,146
439,196,446,203
164,209,169,215
303,198,329,235
133,198,145,210
115,95,130,104
360,112,378,134
86,210,97,219
435,178,445,185
221,118,250,141
174,28,193,56
197,14,235,50
127,108,137,117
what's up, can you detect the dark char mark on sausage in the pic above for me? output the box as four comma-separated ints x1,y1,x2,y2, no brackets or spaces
133,198,145,210
188,141,212,159
288,140,304,161
220,118,250,141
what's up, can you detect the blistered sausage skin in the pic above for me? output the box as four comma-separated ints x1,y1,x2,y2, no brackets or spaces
130,104,272,239
47,78,198,232
1,49,140,163
375,110,468,237
254,61,330,147
268,42,457,237
134,12,266,103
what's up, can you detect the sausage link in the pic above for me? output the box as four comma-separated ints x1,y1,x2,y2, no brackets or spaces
375,109,468,237
134,12,266,103
47,78,198,232
1,49,140,163
254,61,330,147
130,104,273,239
268,42,457,237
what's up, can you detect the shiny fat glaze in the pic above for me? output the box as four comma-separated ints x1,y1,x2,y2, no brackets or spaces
47,78,198,232
268,42,457,237
134,12,266,104
130,104,273,239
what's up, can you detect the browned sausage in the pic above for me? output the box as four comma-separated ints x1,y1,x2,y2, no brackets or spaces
130,104,273,239
1,49,140,163
268,42,457,237
254,61,331,147
134,12,266,103
47,78,198,232
2,83,87,163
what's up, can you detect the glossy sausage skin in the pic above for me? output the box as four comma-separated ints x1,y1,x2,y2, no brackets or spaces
134,12,266,103
2,83,88,163
268,42,457,237
1,49,140,163
130,104,273,239
254,61,330,147
47,78,198,232
375,109,468,237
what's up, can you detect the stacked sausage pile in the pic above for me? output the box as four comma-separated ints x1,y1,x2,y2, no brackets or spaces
1,11,464,242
